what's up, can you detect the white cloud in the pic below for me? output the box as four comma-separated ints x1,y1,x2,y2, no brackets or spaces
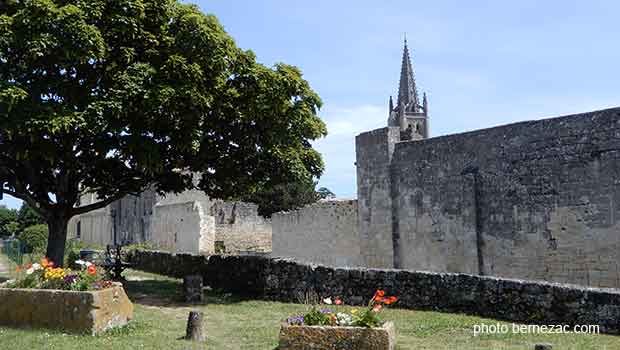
313,104,386,198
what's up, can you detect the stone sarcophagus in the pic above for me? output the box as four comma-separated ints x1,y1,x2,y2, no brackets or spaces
278,321,395,350
0,283,133,335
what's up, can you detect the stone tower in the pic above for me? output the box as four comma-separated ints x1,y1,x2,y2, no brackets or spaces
387,38,429,140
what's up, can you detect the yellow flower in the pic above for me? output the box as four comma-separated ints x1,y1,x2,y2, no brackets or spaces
44,267,66,280
351,309,358,314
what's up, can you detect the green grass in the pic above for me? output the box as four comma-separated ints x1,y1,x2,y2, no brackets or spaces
0,264,619,349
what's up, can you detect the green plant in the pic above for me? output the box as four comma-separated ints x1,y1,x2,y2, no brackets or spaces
18,224,48,254
0,0,326,267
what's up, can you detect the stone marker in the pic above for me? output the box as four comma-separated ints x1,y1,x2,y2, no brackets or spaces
534,344,553,350
183,275,204,302
185,311,206,342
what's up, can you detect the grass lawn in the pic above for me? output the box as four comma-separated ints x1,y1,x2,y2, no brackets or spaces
0,262,619,349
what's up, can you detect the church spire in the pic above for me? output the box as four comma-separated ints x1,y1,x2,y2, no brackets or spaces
397,37,420,112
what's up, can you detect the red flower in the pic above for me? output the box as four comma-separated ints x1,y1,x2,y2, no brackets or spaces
87,265,97,276
383,296,398,305
334,298,343,305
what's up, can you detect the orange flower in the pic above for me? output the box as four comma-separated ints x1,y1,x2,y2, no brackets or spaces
41,257,54,268
334,298,343,305
375,296,383,303
373,304,382,312
383,296,398,305
87,265,97,275
376,290,385,297
15,265,21,273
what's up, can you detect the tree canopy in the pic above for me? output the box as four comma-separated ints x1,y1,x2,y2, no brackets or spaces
243,179,335,217
0,205,17,237
0,0,327,264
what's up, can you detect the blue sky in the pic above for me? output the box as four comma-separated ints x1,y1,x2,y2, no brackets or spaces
2,0,619,208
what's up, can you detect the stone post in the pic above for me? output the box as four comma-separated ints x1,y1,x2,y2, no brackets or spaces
185,311,206,342
183,275,204,303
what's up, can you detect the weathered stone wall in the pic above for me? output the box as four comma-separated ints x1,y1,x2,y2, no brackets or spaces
151,201,215,254
272,200,360,267
355,127,401,268
388,107,620,288
68,208,112,247
212,201,272,253
128,250,620,334
68,187,271,254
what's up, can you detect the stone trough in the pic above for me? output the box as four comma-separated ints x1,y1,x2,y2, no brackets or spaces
0,283,133,335
278,321,395,350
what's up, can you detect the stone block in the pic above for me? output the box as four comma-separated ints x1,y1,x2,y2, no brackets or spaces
183,275,204,302
278,321,395,350
0,283,133,335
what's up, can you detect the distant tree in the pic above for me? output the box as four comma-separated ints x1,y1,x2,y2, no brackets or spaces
0,205,17,237
0,0,326,265
17,202,45,232
316,187,336,200
245,179,334,217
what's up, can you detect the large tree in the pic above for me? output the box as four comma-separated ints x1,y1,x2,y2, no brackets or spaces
0,0,326,265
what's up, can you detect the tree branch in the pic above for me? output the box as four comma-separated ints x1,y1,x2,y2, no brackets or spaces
71,192,125,216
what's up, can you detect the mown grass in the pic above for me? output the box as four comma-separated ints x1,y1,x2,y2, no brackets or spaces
0,264,619,349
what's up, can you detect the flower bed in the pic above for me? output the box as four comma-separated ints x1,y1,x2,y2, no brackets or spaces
0,283,133,335
0,257,133,334
280,290,397,350
7,258,111,291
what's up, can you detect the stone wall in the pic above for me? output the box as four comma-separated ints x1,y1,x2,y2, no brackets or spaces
128,250,620,334
393,107,620,287
355,127,400,268
356,107,620,288
212,201,272,253
67,188,271,254
151,201,215,254
272,200,360,267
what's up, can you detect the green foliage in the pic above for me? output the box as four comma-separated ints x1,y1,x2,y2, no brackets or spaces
303,307,333,326
0,0,326,264
19,224,48,253
16,202,45,231
0,205,18,237
316,187,335,200
244,179,334,217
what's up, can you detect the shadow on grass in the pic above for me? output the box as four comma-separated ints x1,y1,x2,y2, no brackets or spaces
123,279,251,308
0,276,9,283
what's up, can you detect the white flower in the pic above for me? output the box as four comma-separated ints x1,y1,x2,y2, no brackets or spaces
323,298,332,305
336,313,353,326
26,267,35,275
75,260,86,266
85,261,93,267
31,263,42,270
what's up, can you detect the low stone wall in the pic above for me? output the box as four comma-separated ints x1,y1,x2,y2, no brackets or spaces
0,284,133,335
128,250,620,334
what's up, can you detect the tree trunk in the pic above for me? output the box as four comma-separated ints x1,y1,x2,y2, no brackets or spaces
46,214,70,267
185,311,206,342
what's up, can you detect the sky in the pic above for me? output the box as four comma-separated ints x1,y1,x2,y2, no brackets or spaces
2,0,620,208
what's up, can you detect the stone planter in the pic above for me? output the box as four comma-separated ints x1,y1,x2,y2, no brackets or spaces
0,283,133,335
278,321,395,350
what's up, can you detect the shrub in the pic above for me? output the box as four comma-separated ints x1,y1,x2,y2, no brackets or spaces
19,224,48,254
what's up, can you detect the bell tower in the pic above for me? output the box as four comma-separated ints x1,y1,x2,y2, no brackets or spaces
387,38,429,140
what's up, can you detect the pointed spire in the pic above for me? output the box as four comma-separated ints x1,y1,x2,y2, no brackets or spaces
422,92,428,113
397,36,419,112
389,95,394,112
